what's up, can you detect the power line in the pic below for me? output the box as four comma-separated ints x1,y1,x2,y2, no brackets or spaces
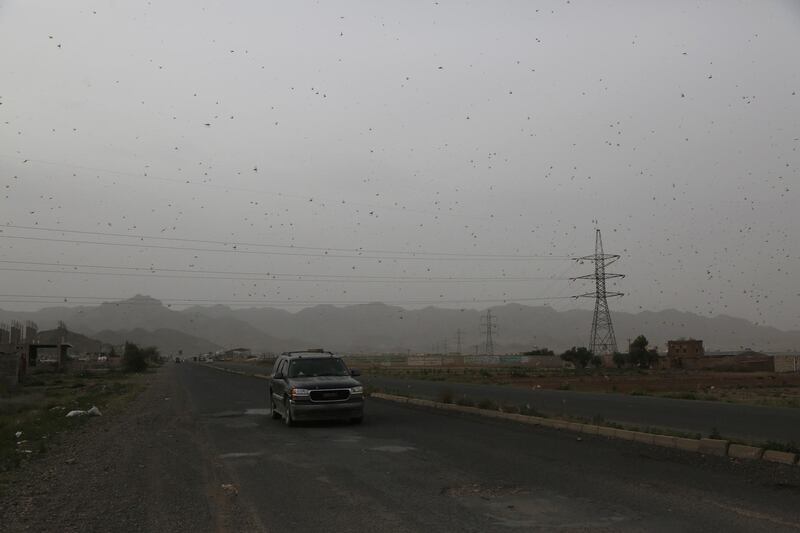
2,224,572,260
0,234,571,262
0,266,574,284
0,260,572,283
0,294,576,307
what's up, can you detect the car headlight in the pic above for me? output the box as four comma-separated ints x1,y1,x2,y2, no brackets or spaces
350,386,364,394
290,388,310,399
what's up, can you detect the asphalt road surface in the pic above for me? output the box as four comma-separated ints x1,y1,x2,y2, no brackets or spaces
4,363,800,532
214,361,800,444
360,375,800,444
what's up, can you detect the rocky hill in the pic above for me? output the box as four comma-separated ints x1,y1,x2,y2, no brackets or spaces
4,296,799,355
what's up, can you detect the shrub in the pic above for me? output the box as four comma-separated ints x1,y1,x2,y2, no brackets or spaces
122,342,148,373
477,398,498,410
438,388,454,404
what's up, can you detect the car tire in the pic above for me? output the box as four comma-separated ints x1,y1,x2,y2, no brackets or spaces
270,392,280,419
283,399,294,427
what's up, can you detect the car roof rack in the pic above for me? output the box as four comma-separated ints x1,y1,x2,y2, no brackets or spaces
281,349,336,357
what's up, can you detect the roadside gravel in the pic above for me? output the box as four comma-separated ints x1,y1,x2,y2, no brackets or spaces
0,366,264,533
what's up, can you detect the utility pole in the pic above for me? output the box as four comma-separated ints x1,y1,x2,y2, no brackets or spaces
456,328,463,355
443,338,448,354
480,310,497,355
572,228,624,355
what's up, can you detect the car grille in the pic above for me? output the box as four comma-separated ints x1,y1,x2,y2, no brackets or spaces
309,389,350,402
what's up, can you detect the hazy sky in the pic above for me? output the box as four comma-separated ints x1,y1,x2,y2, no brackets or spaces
0,1,798,329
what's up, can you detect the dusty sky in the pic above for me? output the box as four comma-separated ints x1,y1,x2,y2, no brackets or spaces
0,0,798,329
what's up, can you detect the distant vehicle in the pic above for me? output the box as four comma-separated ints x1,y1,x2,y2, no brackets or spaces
174,357,182,363
269,350,364,426
97,355,108,363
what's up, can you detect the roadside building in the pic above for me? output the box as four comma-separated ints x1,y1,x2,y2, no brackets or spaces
665,339,704,369
667,339,704,358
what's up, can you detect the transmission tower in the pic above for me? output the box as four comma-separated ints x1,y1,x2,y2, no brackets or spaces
480,310,497,355
572,229,624,355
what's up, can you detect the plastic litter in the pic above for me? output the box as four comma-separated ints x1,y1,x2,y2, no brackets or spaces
66,406,102,418
15,431,22,439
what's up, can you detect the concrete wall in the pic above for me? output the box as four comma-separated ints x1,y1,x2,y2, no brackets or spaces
774,355,800,373
0,345,24,390
681,354,774,372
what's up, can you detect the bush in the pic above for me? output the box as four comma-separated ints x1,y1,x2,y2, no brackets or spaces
122,342,152,373
477,398,498,410
438,388,454,404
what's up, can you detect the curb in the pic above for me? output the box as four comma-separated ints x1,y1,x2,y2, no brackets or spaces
199,364,799,468
370,392,799,468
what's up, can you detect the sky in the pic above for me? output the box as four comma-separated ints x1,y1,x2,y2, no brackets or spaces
0,0,798,330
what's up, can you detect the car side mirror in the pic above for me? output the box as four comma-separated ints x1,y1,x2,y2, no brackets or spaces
273,372,284,380
350,368,361,377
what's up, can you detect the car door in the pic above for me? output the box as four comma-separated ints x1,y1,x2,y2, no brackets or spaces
271,358,289,408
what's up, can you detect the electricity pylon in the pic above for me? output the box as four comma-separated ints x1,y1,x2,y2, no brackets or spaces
573,229,624,355
481,310,497,355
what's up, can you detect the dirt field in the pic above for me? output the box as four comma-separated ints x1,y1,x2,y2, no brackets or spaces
363,367,800,408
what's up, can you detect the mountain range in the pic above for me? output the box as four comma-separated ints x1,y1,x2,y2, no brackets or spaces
1,295,798,355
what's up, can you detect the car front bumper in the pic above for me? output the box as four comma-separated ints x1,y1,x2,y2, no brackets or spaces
289,398,364,421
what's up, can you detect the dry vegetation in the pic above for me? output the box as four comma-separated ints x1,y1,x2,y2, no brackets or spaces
364,366,800,408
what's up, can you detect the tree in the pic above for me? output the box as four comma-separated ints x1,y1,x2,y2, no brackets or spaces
123,342,148,372
612,351,627,368
560,346,593,368
590,355,603,368
523,347,554,356
628,335,659,368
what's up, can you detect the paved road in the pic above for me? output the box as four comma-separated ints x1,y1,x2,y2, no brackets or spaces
6,363,799,532
360,376,800,444
178,363,800,532
213,361,800,444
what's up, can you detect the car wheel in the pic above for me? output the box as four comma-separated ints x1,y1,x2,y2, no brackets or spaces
283,399,294,427
270,391,280,419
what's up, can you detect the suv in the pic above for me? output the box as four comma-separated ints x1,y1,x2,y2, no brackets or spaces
269,350,364,426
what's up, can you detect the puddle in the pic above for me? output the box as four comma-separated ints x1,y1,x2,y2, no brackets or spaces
207,411,242,418
220,452,263,459
332,436,364,444
369,445,415,453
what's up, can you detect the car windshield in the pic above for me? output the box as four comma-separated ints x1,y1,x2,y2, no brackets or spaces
288,358,349,378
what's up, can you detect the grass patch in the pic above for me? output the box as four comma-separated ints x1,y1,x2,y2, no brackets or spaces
0,370,146,474
763,440,800,454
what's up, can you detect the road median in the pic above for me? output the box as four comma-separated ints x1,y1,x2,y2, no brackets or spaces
370,391,798,468
201,362,799,468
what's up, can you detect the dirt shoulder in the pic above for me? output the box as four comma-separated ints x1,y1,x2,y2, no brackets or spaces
0,365,264,533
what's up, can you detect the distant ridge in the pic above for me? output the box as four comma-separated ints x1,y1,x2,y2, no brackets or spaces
1,295,797,355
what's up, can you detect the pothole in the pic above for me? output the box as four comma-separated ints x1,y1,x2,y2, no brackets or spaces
369,445,415,453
